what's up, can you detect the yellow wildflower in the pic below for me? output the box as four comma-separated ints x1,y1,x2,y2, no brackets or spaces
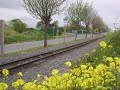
0,83,8,90
106,57,113,62
99,41,107,48
81,65,87,71
12,79,25,89
22,82,37,90
62,73,70,79
17,79,25,85
109,62,115,70
17,72,23,77
2,69,9,77
12,81,20,89
65,61,72,67
52,69,59,76
37,74,41,78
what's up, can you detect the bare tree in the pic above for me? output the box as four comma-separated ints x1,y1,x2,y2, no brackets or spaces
22,0,66,47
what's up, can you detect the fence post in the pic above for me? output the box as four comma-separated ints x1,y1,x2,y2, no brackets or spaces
0,20,4,55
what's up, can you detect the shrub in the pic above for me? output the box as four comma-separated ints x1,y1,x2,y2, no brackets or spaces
106,30,120,55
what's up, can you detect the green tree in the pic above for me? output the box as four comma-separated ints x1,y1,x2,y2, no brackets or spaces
92,16,108,32
10,19,27,33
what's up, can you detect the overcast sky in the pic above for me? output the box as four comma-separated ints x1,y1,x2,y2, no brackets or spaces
0,0,120,29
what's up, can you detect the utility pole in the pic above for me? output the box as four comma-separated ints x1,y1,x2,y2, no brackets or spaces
114,17,119,31
0,20,4,55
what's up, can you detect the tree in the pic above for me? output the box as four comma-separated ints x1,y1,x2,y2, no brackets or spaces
82,2,97,38
66,0,84,40
92,16,106,32
10,19,27,33
22,0,66,47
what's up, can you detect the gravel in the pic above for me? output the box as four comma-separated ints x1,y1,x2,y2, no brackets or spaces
0,38,103,84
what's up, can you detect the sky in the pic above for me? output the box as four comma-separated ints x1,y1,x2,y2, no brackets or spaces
0,0,120,29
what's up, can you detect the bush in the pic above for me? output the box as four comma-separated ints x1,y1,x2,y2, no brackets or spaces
106,30,120,55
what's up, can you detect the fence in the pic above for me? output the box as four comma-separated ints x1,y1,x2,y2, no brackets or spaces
0,20,100,55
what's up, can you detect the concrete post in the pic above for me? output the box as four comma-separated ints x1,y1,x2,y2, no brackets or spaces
64,27,66,43
0,20,4,55
82,30,84,38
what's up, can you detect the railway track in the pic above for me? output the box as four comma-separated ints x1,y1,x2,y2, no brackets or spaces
0,36,104,73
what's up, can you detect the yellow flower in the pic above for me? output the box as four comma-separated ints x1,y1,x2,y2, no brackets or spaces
2,69,9,77
22,82,37,90
33,80,37,83
65,61,72,67
62,73,70,79
106,57,113,62
67,80,72,87
52,69,59,76
109,62,115,70
99,41,107,48
81,65,87,71
37,74,41,78
12,79,25,89
81,79,89,89
17,79,25,85
12,81,19,89
17,72,23,77
0,83,8,90
88,66,94,71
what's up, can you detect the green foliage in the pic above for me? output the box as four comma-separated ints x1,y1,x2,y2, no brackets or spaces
106,30,120,55
77,31,120,67
4,27,18,37
10,19,27,33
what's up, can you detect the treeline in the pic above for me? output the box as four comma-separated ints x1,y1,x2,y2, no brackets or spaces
22,0,110,47
65,0,110,38
4,0,110,45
